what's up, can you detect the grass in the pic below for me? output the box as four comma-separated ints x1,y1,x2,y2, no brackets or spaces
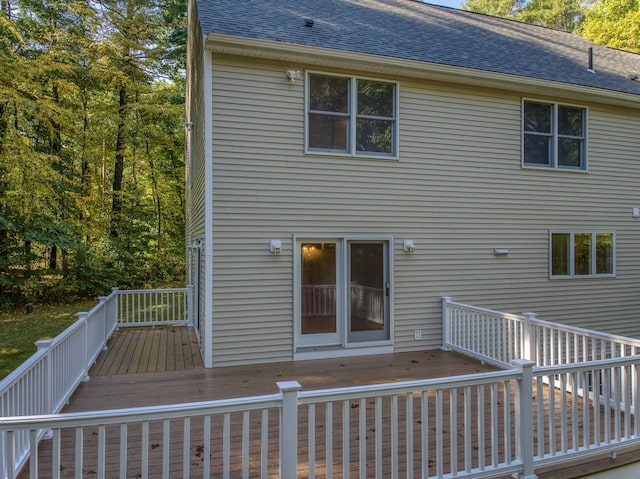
0,299,99,381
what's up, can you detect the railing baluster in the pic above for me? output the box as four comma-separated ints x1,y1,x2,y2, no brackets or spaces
120,423,127,479
26,429,37,479
326,401,333,479
140,421,149,479
359,398,366,479
391,394,398,479
97,425,106,479
405,392,413,479
242,411,250,479
477,385,485,470
375,397,382,479
342,400,349,479
560,373,568,453
421,392,429,478
203,415,211,478
464,386,472,473
535,377,545,457
223,413,230,479
52,429,61,479
450,388,458,475
308,404,315,479
183,417,191,479
571,372,578,451
162,420,170,479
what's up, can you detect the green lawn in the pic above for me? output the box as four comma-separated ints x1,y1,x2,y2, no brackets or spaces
0,299,99,381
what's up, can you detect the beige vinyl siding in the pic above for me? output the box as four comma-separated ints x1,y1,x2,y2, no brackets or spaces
210,54,640,366
185,0,208,358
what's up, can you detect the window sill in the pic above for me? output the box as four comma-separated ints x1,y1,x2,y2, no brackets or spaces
549,274,616,280
522,164,588,173
305,149,399,161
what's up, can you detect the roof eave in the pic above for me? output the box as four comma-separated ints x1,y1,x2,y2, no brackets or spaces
206,33,640,110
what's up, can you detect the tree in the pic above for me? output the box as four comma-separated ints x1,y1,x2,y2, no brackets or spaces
519,0,585,31
462,0,584,32
581,0,640,52
0,0,187,307
461,0,526,18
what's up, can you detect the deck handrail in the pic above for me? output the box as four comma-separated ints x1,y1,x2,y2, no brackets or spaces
442,296,640,368
0,286,193,478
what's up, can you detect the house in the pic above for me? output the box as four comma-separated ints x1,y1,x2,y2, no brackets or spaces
185,0,640,369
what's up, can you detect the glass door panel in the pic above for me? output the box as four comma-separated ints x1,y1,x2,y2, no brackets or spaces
348,242,389,343
300,242,340,346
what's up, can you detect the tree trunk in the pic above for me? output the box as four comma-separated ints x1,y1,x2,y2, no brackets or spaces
111,84,127,238
49,245,58,270
147,140,162,239
1,0,11,19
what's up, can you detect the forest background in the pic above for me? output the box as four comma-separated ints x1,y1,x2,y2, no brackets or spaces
0,0,637,310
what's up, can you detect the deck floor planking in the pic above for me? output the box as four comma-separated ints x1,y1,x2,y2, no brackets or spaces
16,326,640,479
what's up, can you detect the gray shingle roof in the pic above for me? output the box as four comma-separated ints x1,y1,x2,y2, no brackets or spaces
197,0,640,97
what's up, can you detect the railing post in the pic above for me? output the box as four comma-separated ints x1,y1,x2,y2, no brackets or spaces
522,312,538,363
442,296,452,351
35,340,54,439
512,359,537,479
186,285,194,327
97,296,108,351
78,312,91,382
112,287,120,328
278,380,301,479
35,340,53,414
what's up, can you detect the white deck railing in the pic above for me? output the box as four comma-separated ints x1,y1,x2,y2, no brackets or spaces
4,355,640,479
442,296,640,368
1,365,533,479
0,286,192,479
3,296,640,478
116,287,191,327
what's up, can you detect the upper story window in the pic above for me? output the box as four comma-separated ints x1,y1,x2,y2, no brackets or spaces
550,231,614,278
306,73,398,158
523,100,587,171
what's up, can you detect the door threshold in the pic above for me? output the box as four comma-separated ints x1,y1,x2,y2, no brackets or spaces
294,345,394,361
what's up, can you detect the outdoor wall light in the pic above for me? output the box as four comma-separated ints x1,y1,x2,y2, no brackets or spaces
403,240,415,254
286,70,301,84
494,248,510,256
632,207,640,218
269,240,282,255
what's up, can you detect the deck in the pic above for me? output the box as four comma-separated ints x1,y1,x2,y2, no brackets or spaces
18,326,640,478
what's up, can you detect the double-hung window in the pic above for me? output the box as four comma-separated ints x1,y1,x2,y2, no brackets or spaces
523,100,587,170
550,231,615,278
306,73,398,158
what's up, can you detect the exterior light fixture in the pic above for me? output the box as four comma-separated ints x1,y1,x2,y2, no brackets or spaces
269,240,282,254
286,70,301,84
494,248,510,256
185,122,194,131
632,208,640,218
403,240,415,254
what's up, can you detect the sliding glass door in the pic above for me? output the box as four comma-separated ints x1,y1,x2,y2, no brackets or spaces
297,239,390,349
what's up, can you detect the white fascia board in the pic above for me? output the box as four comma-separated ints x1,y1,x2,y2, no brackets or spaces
205,33,640,110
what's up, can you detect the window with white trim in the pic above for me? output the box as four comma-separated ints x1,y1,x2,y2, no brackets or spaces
523,100,587,170
306,73,397,157
550,231,614,278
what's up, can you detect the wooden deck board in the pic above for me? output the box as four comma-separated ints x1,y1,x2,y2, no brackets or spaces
17,327,640,479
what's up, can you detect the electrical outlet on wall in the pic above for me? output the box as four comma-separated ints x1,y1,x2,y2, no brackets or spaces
414,330,422,340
